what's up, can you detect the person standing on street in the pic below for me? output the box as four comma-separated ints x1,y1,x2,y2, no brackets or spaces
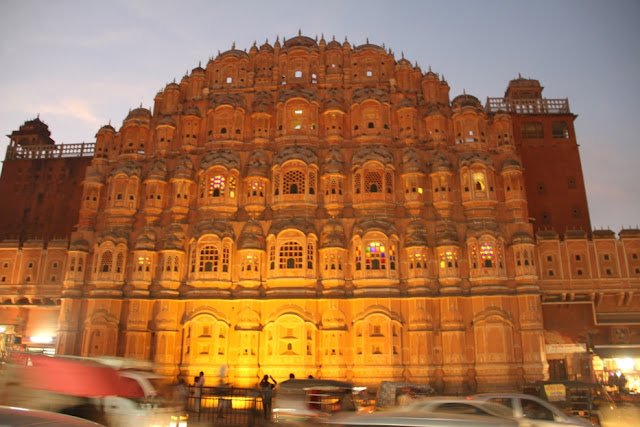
260,374,278,420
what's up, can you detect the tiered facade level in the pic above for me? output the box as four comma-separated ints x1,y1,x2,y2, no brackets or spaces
1,34,639,392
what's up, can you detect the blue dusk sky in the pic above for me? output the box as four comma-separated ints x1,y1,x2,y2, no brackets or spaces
0,0,638,231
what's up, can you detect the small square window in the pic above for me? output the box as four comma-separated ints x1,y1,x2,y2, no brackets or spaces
226,77,232,84
547,256,553,262
604,254,610,261
366,70,373,77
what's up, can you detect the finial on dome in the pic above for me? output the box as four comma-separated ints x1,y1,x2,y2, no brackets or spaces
518,72,522,78
463,88,467,95
298,29,302,36
429,65,432,72
232,41,236,49
366,37,369,44
332,35,336,41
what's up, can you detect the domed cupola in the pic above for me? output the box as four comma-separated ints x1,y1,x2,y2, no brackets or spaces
237,220,265,250
322,147,344,174
246,149,269,177
183,105,201,118
430,152,452,172
123,106,152,125
172,155,194,180
146,159,168,181
259,40,273,53
134,227,156,251
282,31,319,51
451,93,483,112
320,219,346,249
405,220,428,247
402,149,422,174
200,149,240,171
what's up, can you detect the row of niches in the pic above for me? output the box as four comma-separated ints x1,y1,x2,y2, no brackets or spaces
58,235,536,287
97,99,517,157
82,163,525,215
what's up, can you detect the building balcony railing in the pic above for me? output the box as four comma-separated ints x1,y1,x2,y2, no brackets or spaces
5,142,95,161
485,98,571,114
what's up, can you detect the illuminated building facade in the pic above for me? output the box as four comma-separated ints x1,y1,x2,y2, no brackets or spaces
1,34,639,392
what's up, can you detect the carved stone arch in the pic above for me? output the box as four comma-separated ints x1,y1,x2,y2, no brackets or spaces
264,304,316,326
236,307,262,331
321,306,347,330
408,305,434,331
183,305,230,326
472,306,514,328
352,304,403,325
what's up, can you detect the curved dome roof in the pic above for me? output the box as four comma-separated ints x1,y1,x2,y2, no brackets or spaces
451,93,482,110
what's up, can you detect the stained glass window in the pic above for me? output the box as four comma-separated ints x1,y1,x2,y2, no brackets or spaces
209,175,225,197
480,243,494,267
355,245,362,271
440,250,458,269
365,242,386,270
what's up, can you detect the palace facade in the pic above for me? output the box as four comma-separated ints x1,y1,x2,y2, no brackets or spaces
1,34,639,392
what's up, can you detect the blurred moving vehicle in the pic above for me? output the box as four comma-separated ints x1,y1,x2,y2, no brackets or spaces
0,352,188,427
329,397,519,426
271,378,365,423
523,381,615,426
0,405,106,426
471,393,595,426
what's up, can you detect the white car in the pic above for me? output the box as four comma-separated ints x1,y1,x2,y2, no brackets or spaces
471,393,595,426
329,397,519,426
0,406,106,426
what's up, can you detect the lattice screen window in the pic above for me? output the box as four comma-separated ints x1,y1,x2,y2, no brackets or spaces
222,247,230,272
69,257,76,272
279,241,303,269
355,245,362,270
78,258,83,272
365,171,382,193
308,171,316,194
283,170,306,194
269,244,276,269
116,253,124,273
385,172,393,193
199,245,218,272
354,172,361,193
307,242,314,269
273,173,280,195
100,251,113,272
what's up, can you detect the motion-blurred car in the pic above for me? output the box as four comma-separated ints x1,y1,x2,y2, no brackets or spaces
471,393,595,426
0,406,106,426
328,397,519,426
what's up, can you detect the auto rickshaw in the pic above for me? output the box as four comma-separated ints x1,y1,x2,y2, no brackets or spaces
271,378,366,423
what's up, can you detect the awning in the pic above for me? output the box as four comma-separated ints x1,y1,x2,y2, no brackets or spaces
593,344,640,359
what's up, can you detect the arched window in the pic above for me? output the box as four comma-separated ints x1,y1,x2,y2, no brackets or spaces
100,251,112,273
279,241,303,269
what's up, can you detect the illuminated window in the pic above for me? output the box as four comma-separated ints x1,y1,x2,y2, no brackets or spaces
243,254,257,271
100,251,113,273
355,246,362,271
283,170,305,194
409,252,426,269
366,242,386,270
473,173,486,191
279,241,303,269
199,245,218,272
248,180,265,197
209,175,225,197
481,243,494,267
365,171,382,193
137,256,151,272
439,250,458,269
